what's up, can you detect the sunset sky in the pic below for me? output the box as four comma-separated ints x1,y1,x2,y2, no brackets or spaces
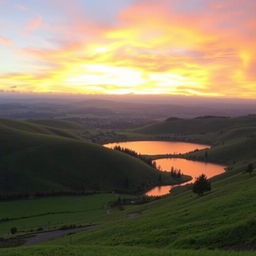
0,0,255,97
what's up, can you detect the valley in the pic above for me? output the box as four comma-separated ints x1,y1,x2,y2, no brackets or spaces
0,110,256,255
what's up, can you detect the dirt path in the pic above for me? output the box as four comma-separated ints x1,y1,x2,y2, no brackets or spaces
23,225,96,246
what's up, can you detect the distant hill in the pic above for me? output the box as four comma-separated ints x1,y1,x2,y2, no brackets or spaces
0,118,81,141
0,119,176,195
29,119,84,130
134,115,256,168
135,115,256,135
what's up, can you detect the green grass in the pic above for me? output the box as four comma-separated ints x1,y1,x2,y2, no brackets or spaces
185,136,256,169
0,194,124,236
51,171,256,250
0,245,255,256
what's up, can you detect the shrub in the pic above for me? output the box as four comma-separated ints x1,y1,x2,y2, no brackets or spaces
193,174,211,196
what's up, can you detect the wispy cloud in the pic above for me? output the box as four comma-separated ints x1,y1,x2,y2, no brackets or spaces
0,0,255,97
14,4,29,11
25,16,43,32
0,35,13,46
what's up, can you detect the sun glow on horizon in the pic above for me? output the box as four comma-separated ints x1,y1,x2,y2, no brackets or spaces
0,0,255,97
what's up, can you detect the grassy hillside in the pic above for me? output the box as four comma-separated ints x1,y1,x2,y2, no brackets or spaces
135,115,256,138
133,115,256,168
0,118,82,140
0,119,181,195
0,194,123,236
186,137,256,166
1,245,255,256
52,168,256,250
0,116,255,255
29,119,84,130
1,165,255,255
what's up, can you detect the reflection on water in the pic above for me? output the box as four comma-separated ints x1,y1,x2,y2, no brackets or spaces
104,141,210,155
104,140,225,197
146,158,225,196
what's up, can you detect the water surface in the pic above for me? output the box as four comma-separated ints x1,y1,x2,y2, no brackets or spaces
146,158,225,196
104,140,225,197
104,141,210,155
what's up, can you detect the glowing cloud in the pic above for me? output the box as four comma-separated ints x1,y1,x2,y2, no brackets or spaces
0,0,255,97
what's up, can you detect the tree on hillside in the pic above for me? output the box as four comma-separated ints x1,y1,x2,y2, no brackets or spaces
193,174,211,196
246,163,254,176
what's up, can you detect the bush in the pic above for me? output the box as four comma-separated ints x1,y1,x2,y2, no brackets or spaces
193,174,211,196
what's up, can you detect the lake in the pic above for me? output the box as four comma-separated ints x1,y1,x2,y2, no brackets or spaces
104,141,210,155
104,141,225,196
146,158,225,196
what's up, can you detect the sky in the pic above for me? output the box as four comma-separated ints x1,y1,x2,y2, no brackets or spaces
0,0,255,97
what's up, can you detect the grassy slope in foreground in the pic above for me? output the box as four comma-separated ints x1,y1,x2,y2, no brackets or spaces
0,245,255,256
0,194,122,236
53,171,256,250
0,119,179,195
1,171,255,255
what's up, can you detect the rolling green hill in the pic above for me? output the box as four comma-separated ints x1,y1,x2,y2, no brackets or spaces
0,118,82,141
135,115,256,137
29,119,84,130
45,165,256,254
1,161,254,256
0,119,179,195
134,115,256,168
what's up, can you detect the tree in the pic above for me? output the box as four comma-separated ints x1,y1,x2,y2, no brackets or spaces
246,163,254,176
193,174,211,196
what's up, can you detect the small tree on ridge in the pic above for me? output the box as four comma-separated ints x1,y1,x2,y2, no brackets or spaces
193,174,211,196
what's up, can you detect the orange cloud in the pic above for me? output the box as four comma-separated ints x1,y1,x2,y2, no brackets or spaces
0,0,255,97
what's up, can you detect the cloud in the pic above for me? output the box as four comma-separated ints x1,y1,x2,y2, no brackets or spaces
14,4,29,11
0,35,13,46
0,0,255,97
25,16,43,32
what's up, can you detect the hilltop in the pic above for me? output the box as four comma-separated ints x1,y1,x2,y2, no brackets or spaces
135,115,256,138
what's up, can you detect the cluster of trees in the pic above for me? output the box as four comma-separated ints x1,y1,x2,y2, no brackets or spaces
170,167,182,178
113,146,157,169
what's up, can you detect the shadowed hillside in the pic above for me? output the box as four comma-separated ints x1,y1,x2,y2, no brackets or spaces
0,119,179,195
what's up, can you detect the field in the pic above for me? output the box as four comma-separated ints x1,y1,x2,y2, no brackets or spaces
0,194,124,237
